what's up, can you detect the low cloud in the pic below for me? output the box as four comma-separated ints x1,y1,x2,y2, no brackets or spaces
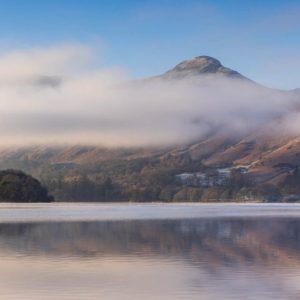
0,45,298,147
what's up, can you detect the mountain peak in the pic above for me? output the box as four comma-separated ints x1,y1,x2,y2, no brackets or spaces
164,55,244,79
173,56,222,72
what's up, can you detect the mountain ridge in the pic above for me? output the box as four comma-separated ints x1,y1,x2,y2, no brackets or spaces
0,55,300,201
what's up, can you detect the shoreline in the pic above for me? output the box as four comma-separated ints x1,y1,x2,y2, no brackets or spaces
0,202,300,223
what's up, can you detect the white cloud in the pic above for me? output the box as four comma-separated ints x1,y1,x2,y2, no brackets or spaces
0,45,298,147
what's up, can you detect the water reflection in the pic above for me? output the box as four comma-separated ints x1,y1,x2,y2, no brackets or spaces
0,218,300,299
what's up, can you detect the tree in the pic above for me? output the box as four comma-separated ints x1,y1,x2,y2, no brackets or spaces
0,169,53,202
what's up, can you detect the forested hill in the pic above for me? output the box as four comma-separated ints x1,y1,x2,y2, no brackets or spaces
0,170,53,202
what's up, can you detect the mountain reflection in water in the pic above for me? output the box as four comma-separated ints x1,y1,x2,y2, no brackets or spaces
0,218,300,300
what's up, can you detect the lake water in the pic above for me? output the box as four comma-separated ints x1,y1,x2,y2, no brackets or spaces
0,203,300,300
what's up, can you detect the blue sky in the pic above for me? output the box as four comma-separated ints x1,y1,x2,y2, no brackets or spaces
0,0,299,89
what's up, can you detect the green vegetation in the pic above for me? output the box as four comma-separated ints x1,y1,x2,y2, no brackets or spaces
39,158,283,202
0,153,292,202
0,170,53,202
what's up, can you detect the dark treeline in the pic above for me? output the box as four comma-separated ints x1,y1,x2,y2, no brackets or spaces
46,176,122,202
0,169,53,202
0,152,295,202
41,158,286,202
41,156,206,202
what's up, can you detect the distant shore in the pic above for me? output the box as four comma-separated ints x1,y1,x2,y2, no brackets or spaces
1,202,300,223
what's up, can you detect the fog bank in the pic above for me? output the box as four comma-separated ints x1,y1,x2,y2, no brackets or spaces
0,45,298,147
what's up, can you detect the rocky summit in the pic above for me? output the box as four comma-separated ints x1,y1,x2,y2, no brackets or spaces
163,55,245,79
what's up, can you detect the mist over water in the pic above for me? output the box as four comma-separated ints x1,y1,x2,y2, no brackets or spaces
0,204,300,300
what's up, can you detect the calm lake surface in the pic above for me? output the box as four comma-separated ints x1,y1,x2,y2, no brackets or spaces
0,203,300,300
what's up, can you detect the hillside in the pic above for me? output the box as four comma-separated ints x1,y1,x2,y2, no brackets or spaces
0,56,299,202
